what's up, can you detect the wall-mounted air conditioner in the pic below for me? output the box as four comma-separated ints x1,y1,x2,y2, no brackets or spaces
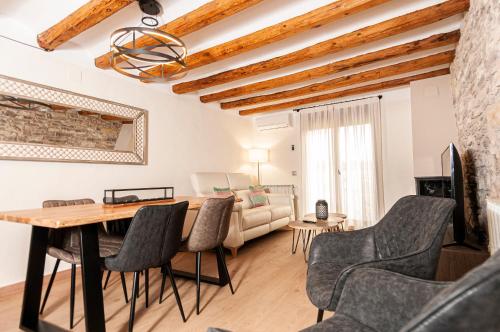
254,113,292,132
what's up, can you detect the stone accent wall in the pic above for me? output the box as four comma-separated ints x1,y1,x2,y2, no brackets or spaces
450,0,500,240
0,107,123,150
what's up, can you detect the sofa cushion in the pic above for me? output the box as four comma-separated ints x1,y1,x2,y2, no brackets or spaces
191,172,229,196
234,189,253,209
242,206,271,230
249,185,271,193
249,188,269,207
270,205,291,221
213,187,233,196
227,173,252,190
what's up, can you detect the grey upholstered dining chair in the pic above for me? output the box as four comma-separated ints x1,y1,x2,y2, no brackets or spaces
301,250,500,332
104,201,189,332
306,195,455,323
173,196,235,315
39,199,125,329
102,195,140,290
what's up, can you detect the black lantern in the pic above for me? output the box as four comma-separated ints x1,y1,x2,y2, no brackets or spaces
316,200,329,220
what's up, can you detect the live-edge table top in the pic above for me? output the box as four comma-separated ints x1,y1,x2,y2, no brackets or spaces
0,196,205,229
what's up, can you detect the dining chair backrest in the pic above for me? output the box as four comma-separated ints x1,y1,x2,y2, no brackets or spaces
105,202,189,272
43,199,96,250
184,196,235,252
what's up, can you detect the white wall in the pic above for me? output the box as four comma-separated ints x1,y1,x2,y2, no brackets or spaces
0,39,254,287
410,75,459,176
381,88,416,209
252,87,416,215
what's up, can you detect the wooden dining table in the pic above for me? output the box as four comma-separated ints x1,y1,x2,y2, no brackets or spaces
0,196,219,332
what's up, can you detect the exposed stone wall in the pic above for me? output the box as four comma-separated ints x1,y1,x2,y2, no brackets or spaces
450,0,500,240
0,107,123,150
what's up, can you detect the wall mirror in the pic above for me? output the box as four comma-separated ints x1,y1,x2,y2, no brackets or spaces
0,75,147,164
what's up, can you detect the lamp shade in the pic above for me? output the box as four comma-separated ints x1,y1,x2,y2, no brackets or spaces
248,148,269,163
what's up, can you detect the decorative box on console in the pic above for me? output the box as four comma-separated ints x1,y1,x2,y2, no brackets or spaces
103,187,174,205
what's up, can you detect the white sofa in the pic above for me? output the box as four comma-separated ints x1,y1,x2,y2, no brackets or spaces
191,172,295,256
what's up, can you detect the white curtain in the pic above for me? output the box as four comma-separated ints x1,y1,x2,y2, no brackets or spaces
301,97,384,229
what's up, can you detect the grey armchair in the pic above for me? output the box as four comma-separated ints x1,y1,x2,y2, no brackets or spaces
306,195,455,322
302,250,500,332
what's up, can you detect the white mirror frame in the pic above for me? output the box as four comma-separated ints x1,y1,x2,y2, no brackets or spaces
0,74,147,165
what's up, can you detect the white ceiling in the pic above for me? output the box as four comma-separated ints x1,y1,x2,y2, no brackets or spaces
0,0,464,112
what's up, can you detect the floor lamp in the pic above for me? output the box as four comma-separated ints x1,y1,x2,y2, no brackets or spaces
248,148,269,185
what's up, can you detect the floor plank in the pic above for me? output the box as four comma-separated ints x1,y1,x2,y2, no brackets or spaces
0,230,329,332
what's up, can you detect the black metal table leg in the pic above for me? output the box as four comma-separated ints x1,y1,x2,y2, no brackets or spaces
20,226,48,331
216,249,229,286
173,248,229,287
79,224,106,332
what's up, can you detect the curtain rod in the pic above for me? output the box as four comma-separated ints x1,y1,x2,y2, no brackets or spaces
293,95,382,112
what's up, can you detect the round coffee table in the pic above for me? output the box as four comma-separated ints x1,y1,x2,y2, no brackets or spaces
289,213,346,262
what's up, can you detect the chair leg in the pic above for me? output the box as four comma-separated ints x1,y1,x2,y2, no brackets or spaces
144,269,149,308
70,264,76,329
159,267,168,304
103,270,112,290
129,272,140,332
196,252,201,315
165,261,186,322
217,246,234,294
317,309,324,323
40,258,60,314
120,272,129,304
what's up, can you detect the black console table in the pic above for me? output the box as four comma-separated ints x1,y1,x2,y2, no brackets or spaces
415,176,452,198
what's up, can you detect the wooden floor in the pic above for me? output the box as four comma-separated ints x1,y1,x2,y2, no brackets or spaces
0,230,331,332
0,229,488,332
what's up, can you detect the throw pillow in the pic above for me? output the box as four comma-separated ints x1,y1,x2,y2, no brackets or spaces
249,188,268,207
249,185,271,193
213,187,233,196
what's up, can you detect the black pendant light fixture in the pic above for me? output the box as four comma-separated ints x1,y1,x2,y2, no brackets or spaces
110,0,187,81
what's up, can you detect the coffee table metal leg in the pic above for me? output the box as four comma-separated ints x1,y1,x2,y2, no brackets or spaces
302,230,312,262
292,229,302,254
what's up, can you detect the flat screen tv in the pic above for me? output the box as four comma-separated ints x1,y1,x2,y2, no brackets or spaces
441,143,465,244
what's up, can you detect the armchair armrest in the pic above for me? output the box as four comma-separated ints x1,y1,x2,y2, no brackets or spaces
336,268,450,332
308,227,376,266
328,249,443,312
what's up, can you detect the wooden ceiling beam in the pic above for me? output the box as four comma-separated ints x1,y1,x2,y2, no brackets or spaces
173,0,469,94
239,68,450,116
95,0,265,69
37,0,135,51
145,0,390,77
200,30,460,103
222,50,455,109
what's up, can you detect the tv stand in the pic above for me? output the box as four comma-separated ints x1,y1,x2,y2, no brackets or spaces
442,241,481,251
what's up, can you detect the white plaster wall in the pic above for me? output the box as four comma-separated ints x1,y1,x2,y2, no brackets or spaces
252,87,415,216
381,88,416,210
410,75,459,177
0,39,254,287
